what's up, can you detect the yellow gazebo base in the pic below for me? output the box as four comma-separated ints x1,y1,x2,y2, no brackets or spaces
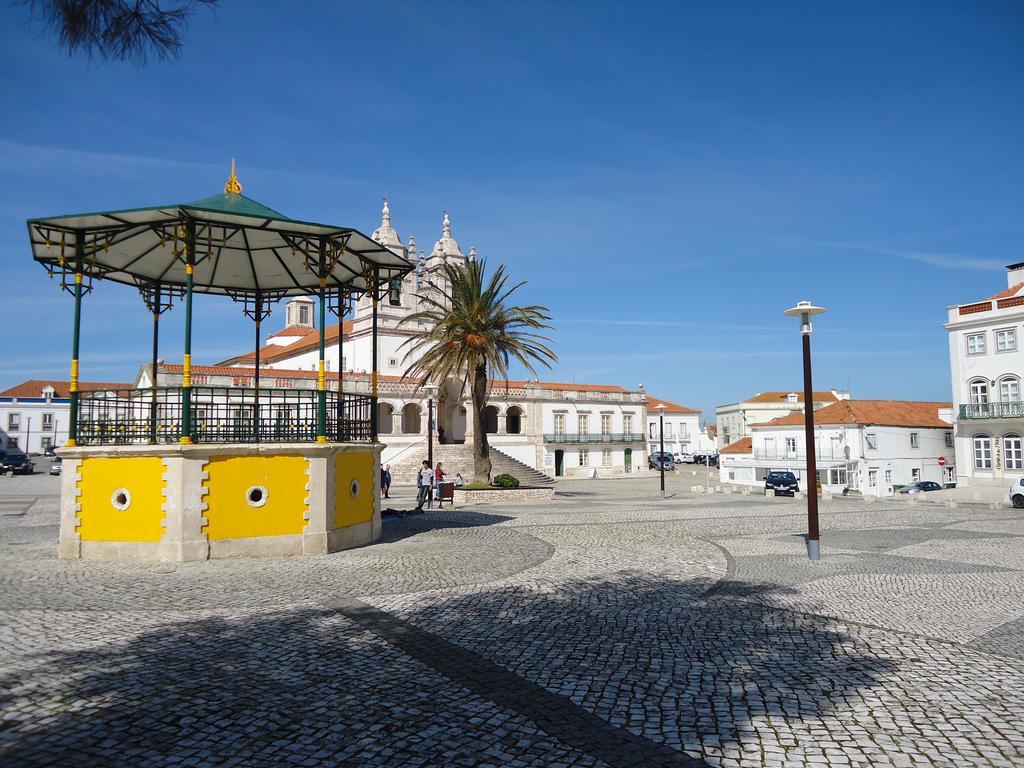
57,442,381,562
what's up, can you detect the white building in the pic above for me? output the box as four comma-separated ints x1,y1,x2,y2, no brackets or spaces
169,201,650,479
718,400,955,496
715,389,848,449
945,262,1024,488
645,396,715,456
0,379,130,453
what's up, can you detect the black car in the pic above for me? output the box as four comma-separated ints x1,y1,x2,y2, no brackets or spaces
1,453,35,475
898,481,943,494
43,444,58,457
693,453,719,467
765,470,799,496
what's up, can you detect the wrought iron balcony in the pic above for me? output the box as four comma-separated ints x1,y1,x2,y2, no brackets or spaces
543,432,644,444
75,386,374,446
959,402,1023,420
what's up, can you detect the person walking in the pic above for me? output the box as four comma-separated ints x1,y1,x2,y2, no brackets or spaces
416,460,433,511
381,464,392,499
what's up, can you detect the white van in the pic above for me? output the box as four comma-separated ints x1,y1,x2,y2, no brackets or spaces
1010,478,1024,509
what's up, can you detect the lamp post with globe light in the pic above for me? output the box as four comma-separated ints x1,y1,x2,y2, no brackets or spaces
784,300,826,561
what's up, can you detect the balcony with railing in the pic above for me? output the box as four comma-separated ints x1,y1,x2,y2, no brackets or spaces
752,447,849,462
959,402,1023,420
75,386,374,446
544,432,644,444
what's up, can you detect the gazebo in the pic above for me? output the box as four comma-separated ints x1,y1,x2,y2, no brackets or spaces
28,164,413,561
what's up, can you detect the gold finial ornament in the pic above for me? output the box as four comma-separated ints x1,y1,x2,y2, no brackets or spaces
225,158,243,194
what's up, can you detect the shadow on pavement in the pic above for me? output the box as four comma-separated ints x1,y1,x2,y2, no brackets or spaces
0,573,898,767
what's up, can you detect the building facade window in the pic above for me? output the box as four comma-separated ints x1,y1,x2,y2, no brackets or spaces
966,333,986,355
601,448,612,466
664,422,673,438
578,449,589,467
42,413,54,431
910,432,919,448
600,414,611,436
577,414,589,437
8,413,20,431
912,468,921,482
41,436,52,450
885,469,892,484
6,437,18,450
828,468,847,485
969,380,989,405
1000,377,1020,403
554,413,565,436
1005,434,1023,470
623,414,633,435
785,437,797,454
995,328,1017,352
868,469,877,488
973,435,993,469
865,433,877,449
945,432,954,447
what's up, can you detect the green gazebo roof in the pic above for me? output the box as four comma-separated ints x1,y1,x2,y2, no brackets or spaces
26,167,412,298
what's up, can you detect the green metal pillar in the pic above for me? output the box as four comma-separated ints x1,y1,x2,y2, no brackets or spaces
253,291,262,443
149,287,160,444
181,219,195,444
371,268,379,441
316,239,328,442
67,231,84,446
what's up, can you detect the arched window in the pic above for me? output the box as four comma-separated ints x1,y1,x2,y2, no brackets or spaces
999,376,1020,403
401,403,421,434
377,403,394,435
505,406,523,435
483,405,499,434
969,380,989,405
1005,434,1023,470
973,434,992,469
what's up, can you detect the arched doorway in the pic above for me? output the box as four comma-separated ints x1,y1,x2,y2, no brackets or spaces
483,405,499,434
401,403,421,434
505,406,523,434
377,402,394,435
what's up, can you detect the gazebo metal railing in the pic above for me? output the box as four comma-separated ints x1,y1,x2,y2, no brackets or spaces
76,386,374,446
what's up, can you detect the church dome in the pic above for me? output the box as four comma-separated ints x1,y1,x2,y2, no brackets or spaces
371,198,404,250
429,210,465,261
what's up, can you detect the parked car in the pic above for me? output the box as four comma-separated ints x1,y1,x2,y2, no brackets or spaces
648,452,675,470
1,453,35,475
1008,477,1024,509
898,481,943,494
693,453,719,467
765,470,800,496
675,452,694,464
43,445,58,458
50,456,63,476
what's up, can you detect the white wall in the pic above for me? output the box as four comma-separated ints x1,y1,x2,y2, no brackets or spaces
0,399,70,453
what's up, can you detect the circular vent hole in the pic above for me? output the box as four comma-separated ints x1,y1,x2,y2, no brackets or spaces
350,479,360,499
245,485,269,508
110,488,132,511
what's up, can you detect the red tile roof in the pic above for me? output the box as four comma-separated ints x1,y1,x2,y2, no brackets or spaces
985,282,1024,301
721,437,752,454
0,379,133,399
756,400,953,429
268,326,318,338
745,390,841,404
645,395,700,414
218,320,355,365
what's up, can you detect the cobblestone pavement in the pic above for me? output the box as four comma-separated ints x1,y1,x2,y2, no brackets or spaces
1,474,1023,767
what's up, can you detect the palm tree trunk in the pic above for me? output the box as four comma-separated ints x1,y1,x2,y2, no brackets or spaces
471,362,492,482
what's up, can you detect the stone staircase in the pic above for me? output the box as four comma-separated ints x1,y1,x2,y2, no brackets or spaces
386,441,555,486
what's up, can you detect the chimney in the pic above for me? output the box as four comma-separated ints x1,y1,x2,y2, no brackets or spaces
1008,261,1024,289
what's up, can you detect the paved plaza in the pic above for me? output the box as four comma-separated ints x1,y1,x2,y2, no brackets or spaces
1,470,1023,767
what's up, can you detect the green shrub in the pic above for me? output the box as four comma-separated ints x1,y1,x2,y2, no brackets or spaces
492,473,520,488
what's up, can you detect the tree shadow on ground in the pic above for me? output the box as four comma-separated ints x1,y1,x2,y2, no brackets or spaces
0,573,899,767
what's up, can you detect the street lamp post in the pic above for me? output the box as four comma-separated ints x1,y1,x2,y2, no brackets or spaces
657,403,666,498
425,384,438,470
784,300,826,561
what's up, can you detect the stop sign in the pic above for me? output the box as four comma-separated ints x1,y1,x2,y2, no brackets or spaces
938,456,947,467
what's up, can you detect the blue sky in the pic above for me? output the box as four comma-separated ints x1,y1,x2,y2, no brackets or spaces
1,1,1021,420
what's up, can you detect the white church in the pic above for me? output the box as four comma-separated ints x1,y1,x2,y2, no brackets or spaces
131,201,675,482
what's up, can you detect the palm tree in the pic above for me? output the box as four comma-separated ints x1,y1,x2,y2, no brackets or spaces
400,258,557,482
